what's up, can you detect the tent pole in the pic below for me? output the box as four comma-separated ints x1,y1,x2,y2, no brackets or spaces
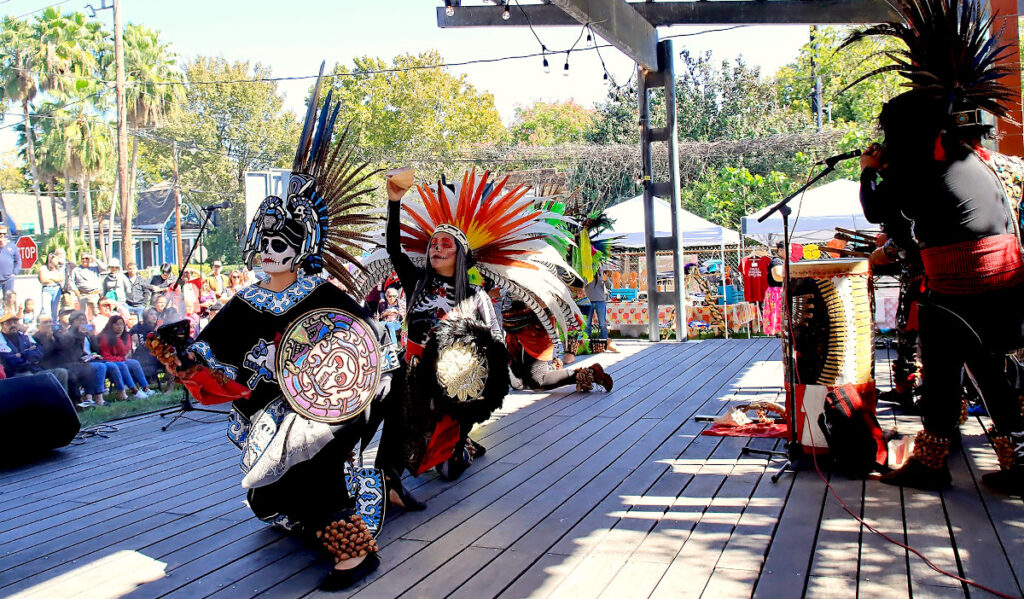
721,238,728,339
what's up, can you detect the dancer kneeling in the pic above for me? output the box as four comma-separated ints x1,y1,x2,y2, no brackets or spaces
360,168,582,490
504,299,612,392
149,70,393,591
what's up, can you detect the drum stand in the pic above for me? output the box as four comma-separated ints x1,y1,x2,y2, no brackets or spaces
159,203,229,432
740,160,841,482
160,386,225,431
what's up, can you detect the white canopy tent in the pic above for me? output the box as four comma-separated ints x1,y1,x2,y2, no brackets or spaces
740,179,875,243
603,195,741,247
602,195,742,337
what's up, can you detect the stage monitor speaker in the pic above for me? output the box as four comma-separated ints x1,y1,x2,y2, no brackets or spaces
0,372,81,454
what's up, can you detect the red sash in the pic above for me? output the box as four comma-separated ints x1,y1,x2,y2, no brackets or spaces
920,234,1024,294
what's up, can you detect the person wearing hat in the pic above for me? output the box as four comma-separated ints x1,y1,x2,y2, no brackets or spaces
69,253,104,319
92,297,118,333
101,258,132,308
0,224,21,306
149,263,174,294
0,312,69,392
208,260,227,299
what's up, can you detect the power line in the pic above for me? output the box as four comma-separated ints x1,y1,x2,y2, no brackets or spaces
0,26,747,88
11,0,70,19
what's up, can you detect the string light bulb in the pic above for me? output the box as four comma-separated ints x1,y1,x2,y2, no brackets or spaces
502,1,510,20
543,56,550,73
563,58,570,77
586,32,593,46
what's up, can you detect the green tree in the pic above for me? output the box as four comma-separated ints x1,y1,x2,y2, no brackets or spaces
0,152,28,191
116,24,184,263
320,51,505,159
510,100,597,145
773,26,903,127
0,16,46,231
140,57,299,262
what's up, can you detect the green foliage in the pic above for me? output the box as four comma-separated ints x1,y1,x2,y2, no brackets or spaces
773,26,903,127
510,100,597,145
682,166,796,230
320,51,506,159
138,57,300,260
675,50,810,141
0,153,28,190
77,389,183,427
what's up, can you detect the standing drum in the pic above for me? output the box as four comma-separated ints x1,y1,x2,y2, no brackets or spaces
785,258,875,452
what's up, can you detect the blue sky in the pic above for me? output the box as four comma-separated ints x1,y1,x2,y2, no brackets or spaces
0,0,810,153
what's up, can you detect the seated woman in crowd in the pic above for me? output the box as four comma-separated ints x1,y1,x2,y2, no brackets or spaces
63,311,114,407
98,315,155,399
376,286,405,345
130,307,163,386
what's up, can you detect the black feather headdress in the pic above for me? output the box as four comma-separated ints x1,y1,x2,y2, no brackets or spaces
840,0,1017,123
243,62,381,290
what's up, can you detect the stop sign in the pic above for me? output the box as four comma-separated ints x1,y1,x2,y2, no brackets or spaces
16,236,37,270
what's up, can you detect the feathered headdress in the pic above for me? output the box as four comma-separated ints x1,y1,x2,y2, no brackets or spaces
571,210,621,283
242,63,380,290
840,0,1017,123
356,169,583,344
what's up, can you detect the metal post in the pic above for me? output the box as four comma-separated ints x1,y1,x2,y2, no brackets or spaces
172,141,183,268
721,238,729,339
661,40,684,342
638,39,683,343
638,63,658,342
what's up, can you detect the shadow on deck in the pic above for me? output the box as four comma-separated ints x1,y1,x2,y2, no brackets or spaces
1,339,1021,599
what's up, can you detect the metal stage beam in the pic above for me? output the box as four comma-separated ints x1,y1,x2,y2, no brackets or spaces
436,1,896,30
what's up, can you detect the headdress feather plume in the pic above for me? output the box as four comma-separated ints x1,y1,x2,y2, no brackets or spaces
839,0,1017,121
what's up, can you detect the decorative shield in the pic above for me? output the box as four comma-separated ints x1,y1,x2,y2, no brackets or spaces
276,308,382,424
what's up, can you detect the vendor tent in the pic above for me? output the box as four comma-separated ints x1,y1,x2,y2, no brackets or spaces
740,179,873,242
603,195,740,247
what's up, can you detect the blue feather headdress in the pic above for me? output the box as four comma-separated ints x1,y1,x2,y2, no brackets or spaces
243,62,380,289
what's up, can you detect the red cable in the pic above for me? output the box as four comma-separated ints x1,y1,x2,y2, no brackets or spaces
800,413,1018,599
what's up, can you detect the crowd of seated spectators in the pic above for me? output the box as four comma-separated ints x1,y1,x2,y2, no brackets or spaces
0,255,250,409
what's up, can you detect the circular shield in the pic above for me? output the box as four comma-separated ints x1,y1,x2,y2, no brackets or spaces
276,308,382,424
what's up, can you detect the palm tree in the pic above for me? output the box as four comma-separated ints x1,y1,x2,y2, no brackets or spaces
36,9,110,254
0,16,45,232
121,24,183,263
36,99,78,258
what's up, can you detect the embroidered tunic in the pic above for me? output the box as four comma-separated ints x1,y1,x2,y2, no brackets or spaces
188,276,385,490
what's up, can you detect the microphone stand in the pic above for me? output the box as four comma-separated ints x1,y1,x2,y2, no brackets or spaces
741,159,840,482
160,205,229,431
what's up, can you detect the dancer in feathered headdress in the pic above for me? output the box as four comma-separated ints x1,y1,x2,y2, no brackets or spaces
845,0,1024,495
148,64,393,590
361,168,596,486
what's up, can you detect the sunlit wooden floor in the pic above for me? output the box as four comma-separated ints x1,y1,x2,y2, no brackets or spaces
1,338,1021,598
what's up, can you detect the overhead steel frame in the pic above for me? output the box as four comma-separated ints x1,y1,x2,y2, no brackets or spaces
437,0,1023,341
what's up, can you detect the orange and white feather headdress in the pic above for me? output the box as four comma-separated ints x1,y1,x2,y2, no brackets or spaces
355,169,583,343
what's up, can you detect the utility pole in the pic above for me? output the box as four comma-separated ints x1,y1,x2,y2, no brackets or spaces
172,141,183,267
88,0,130,263
113,0,130,264
809,25,823,132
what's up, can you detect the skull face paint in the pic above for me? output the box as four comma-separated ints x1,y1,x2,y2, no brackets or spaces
429,232,457,275
260,235,298,274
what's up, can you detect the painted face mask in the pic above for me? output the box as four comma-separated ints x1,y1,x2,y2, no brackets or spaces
260,235,298,274
429,233,457,272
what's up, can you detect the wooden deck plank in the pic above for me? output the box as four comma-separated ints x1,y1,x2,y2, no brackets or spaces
942,433,1022,598
450,341,774,597
2,339,1018,599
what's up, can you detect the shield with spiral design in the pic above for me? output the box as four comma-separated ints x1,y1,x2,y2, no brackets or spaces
277,308,382,424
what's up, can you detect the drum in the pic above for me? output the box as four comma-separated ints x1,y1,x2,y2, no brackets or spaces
785,258,875,452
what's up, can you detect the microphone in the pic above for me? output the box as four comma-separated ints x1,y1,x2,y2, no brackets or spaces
202,200,231,211
815,149,862,167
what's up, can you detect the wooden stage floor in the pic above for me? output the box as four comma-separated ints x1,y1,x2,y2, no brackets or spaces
1,339,1022,599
